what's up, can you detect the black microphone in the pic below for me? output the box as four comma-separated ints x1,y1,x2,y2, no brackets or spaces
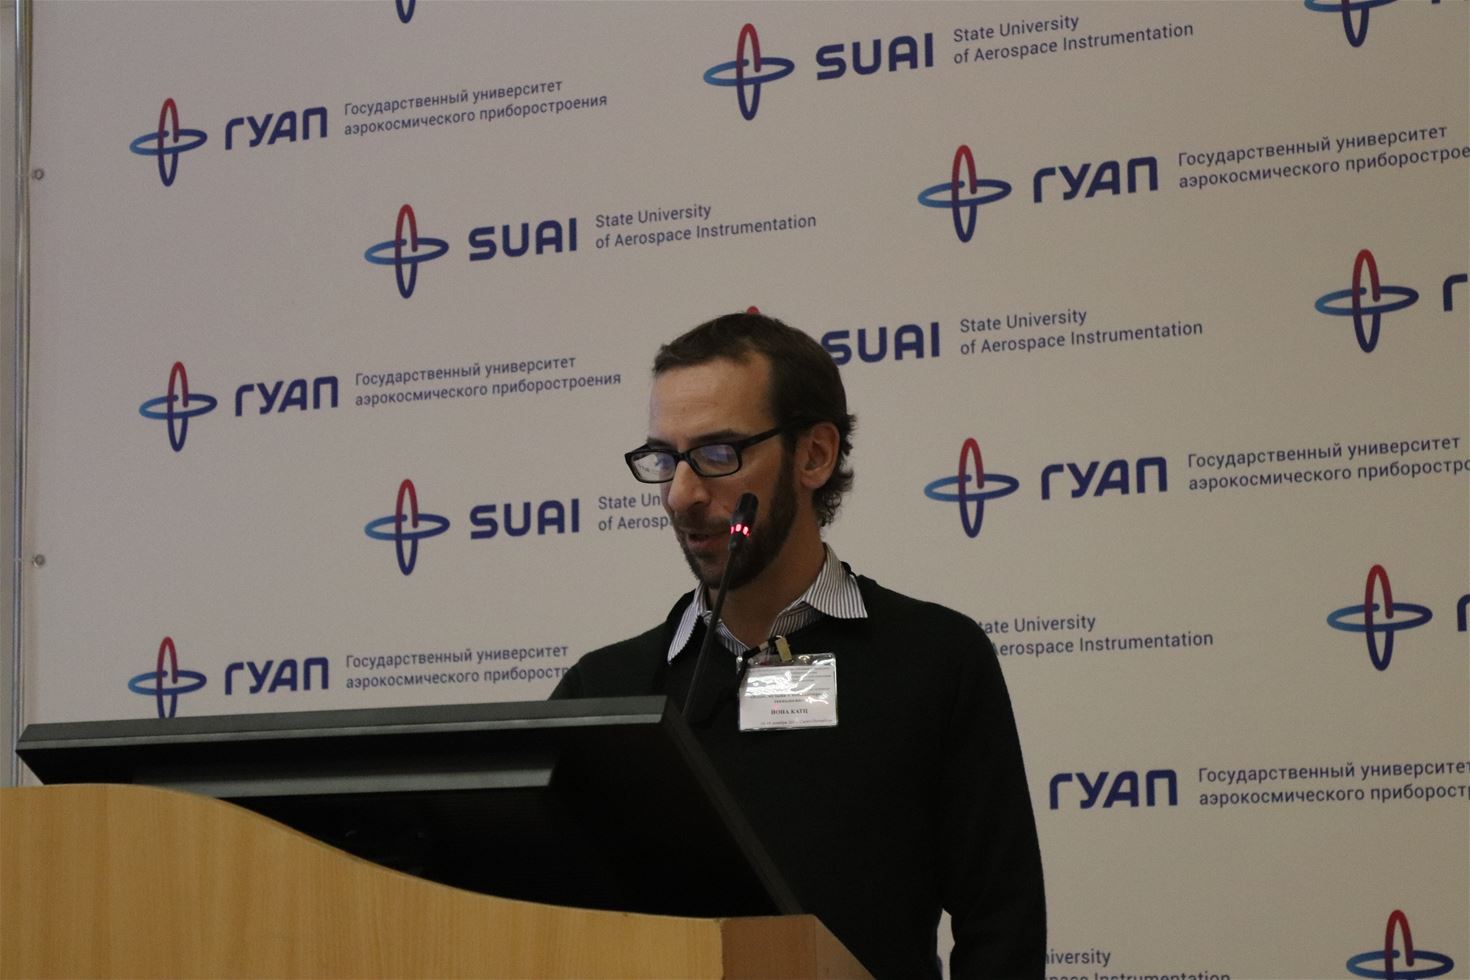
727,492,758,551
683,493,759,721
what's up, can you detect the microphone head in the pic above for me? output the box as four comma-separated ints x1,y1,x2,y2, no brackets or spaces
729,492,759,540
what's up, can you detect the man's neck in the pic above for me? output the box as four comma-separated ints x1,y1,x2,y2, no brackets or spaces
716,528,826,647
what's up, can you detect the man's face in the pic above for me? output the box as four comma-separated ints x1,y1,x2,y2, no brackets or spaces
647,355,800,590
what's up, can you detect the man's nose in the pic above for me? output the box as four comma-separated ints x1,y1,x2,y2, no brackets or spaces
664,459,711,514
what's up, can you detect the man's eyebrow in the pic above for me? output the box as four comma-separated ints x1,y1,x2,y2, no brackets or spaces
644,428,747,448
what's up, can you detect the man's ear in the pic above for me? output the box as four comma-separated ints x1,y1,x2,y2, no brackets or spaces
797,422,840,490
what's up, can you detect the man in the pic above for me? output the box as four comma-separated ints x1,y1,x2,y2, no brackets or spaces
552,311,1044,979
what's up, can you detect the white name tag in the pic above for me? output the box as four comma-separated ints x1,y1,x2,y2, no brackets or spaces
738,655,838,731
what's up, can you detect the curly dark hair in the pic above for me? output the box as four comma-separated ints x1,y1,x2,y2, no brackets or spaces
652,311,856,526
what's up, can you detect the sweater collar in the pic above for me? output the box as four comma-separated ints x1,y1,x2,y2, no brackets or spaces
666,544,868,663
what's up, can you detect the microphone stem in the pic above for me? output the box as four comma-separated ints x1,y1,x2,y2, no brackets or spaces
683,537,742,721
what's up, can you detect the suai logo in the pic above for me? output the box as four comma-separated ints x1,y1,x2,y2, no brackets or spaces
365,479,452,575
127,636,207,719
1326,564,1433,671
703,23,795,121
1304,0,1407,48
923,437,1020,539
138,361,218,453
1345,909,1454,978
1315,250,1419,353
128,98,208,188
917,145,1012,244
364,204,450,299
1308,0,1458,48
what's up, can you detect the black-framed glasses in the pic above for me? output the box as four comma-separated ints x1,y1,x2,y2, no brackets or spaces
625,424,792,484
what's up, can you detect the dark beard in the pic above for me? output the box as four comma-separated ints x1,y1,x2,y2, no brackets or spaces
679,453,798,592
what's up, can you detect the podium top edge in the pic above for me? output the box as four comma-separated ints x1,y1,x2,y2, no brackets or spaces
17,695,673,751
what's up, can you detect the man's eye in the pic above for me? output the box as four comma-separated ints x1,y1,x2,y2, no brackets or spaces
694,444,737,467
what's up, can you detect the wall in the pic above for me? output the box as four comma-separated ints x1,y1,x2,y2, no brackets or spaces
14,3,1468,975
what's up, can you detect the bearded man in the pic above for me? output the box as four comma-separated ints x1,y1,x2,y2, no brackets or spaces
552,311,1044,979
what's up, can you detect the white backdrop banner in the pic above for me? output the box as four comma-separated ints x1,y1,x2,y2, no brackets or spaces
21,2,1469,978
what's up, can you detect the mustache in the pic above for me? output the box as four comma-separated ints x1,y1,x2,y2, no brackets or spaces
673,518,732,535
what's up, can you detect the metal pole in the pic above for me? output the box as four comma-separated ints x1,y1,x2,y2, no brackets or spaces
9,0,31,786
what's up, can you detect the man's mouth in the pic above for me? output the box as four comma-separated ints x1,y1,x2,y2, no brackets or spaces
677,524,726,553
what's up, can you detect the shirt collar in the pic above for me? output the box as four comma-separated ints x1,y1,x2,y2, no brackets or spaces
666,544,867,663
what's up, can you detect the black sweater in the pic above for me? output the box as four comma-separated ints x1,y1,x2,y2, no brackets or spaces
552,575,1045,979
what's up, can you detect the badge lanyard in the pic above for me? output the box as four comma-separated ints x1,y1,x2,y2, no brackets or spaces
738,634,838,732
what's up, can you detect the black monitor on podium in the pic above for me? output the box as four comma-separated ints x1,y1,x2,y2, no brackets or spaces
16,696,798,918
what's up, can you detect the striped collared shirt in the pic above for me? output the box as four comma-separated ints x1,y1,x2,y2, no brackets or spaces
667,544,868,665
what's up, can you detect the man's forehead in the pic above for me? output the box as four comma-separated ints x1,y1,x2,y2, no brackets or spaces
647,355,773,438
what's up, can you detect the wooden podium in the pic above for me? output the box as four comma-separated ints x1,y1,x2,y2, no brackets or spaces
0,784,868,979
